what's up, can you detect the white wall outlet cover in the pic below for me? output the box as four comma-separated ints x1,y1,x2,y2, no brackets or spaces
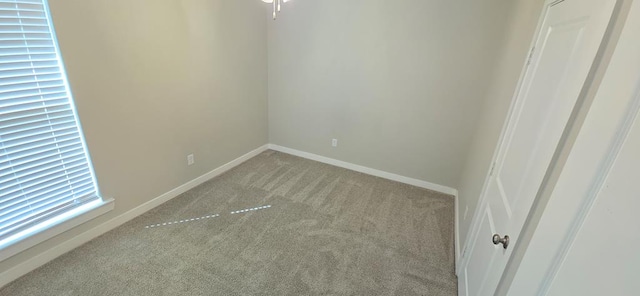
332,139,338,147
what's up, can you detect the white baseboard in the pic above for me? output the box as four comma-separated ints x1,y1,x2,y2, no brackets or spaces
267,144,458,196
0,199,114,262
0,144,269,288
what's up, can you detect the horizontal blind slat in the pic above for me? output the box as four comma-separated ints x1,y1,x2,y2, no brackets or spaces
0,189,96,238
0,68,61,81
0,168,92,215
0,58,57,66
0,176,92,217
8,178,95,221
0,180,95,232
0,74,61,86
0,8,46,13
0,87,66,103
0,95,69,111
0,133,79,157
0,139,83,171
0,149,85,182
0,112,75,134
0,164,90,210
0,104,70,124
0,148,85,178
0,73,62,87
1,119,79,140
1,114,76,132
0,175,94,224
0,156,87,194
0,82,65,96
0,58,58,68
1,126,80,151
0,65,60,78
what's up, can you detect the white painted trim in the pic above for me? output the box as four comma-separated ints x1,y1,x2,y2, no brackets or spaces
458,0,553,273
0,144,269,288
0,199,114,262
538,19,640,295
267,144,458,196
505,4,640,291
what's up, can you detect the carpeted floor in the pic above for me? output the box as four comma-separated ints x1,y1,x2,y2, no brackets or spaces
0,150,457,295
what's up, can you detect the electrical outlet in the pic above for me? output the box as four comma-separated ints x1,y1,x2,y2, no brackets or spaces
187,154,194,166
332,139,338,147
463,206,469,220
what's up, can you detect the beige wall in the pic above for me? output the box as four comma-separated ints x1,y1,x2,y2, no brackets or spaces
456,0,545,250
1,0,268,273
267,0,512,188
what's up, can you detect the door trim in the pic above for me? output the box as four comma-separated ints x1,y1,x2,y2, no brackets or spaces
495,0,632,294
457,0,555,274
501,0,640,292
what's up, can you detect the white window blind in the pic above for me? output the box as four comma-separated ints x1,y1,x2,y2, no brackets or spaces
0,0,99,244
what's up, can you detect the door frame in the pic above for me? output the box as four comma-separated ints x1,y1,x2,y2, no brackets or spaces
457,0,626,289
500,0,638,293
457,0,558,273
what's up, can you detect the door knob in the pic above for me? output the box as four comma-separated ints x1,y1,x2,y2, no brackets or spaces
492,234,510,249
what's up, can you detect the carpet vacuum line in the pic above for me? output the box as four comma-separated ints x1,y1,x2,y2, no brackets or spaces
144,205,272,229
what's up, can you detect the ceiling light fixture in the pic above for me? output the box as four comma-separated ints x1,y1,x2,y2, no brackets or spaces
262,0,291,20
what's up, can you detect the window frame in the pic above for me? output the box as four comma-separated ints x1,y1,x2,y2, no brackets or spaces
0,0,113,261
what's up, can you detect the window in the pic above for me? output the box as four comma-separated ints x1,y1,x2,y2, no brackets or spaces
0,0,108,256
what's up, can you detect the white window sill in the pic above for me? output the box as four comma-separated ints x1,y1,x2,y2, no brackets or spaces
0,198,115,262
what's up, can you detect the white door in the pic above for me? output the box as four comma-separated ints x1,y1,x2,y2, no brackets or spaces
458,0,617,295
507,0,640,294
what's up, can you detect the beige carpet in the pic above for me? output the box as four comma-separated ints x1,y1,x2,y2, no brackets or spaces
0,150,457,295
